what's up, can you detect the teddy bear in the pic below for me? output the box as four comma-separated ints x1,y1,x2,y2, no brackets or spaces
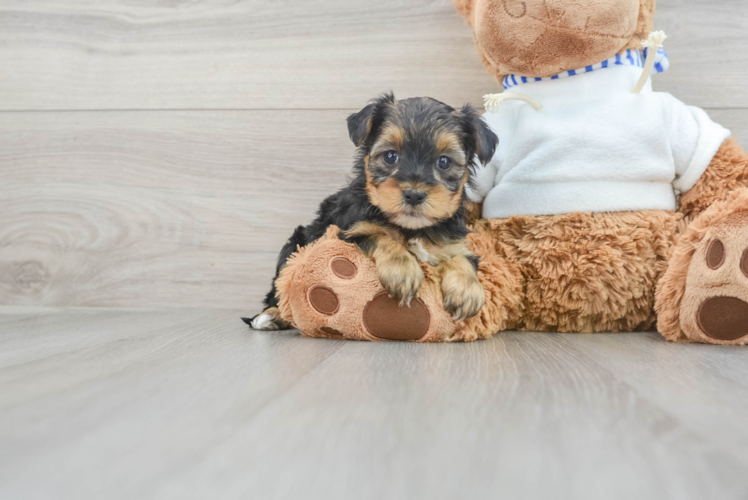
268,0,748,344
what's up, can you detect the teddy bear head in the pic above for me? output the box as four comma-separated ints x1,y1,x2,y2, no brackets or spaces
455,0,655,80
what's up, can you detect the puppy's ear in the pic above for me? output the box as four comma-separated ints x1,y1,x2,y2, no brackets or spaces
347,103,376,147
460,104,498,165
347,92,395,147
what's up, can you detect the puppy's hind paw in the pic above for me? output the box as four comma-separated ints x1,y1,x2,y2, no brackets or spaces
243,307,293,331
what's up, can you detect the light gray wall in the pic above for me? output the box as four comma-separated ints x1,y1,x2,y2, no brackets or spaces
1,0,746,310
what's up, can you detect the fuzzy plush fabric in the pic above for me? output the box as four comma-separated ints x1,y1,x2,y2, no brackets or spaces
678,139,748,218
656,189,748,344
622,0,657,52
474,210,678,332
454,0,653,80
275,226,523,342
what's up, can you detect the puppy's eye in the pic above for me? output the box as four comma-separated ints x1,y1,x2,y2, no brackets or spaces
437,156,451,170
383,151,399,165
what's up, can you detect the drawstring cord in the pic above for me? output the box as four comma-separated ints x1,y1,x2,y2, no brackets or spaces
633,31,667,94
483,92,543,113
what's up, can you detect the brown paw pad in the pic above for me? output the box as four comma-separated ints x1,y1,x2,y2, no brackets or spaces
697,296,748,341
309,286,340,315
706,239,726,269
331,257,357,279
362,291,430,341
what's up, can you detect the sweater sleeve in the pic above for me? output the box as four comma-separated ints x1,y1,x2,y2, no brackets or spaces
666,95,731,193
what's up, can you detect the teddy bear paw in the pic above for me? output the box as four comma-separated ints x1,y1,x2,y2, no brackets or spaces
305,255,432,341
679,212,748,344
278,233,456,342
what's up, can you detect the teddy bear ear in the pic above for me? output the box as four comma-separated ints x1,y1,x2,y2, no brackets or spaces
453,0,476,26
624,0,657,51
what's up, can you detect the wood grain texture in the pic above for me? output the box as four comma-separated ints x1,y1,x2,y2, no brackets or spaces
1,309,748,499
2,109,748,310
0,0,746,110
0,110,356,309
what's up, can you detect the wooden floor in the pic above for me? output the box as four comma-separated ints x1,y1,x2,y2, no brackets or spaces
2,307,748,499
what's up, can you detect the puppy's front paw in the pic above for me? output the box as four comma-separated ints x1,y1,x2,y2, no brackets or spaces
377,253,424,306
441,266,485,322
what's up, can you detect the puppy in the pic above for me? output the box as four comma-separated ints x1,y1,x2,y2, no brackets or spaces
247,93,498,331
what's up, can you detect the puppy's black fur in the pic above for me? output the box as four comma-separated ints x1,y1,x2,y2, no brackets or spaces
246,93,498,329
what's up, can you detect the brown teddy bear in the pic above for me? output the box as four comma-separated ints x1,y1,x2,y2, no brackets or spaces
271,0,748,343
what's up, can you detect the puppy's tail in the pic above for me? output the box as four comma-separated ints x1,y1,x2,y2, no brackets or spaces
243,307,293,331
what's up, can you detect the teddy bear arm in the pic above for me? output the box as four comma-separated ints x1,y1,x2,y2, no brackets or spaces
678,138,748,219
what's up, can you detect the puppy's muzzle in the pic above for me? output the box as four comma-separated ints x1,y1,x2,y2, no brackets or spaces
403,190,427,207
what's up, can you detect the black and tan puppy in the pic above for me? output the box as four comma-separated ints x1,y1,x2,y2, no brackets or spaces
248,93,498,331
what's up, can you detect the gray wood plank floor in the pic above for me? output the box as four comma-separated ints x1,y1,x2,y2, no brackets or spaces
2,307,748,500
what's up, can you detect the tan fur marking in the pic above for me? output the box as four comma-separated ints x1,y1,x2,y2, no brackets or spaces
435,131,467,168
421,182,464,221
367,177,405,215
344,222,423,304
438,255,484,321
407,238,483,320
409,238,475,265
374,239,425,306
372,125,405,152
366,135,469,227
436,132,463,155
344,221,402,243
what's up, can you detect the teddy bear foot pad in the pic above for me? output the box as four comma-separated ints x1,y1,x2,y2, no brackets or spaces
303,266,439,342
680,212,748,344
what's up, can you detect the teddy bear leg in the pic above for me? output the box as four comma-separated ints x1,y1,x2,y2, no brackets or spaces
471,212,676,333
656,189,748,344
677,139,748,220
272,225,526,342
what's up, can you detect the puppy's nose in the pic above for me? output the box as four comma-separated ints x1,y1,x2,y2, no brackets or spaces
403,190,427,206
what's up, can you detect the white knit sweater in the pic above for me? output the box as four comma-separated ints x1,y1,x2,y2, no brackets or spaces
467,62,731,218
